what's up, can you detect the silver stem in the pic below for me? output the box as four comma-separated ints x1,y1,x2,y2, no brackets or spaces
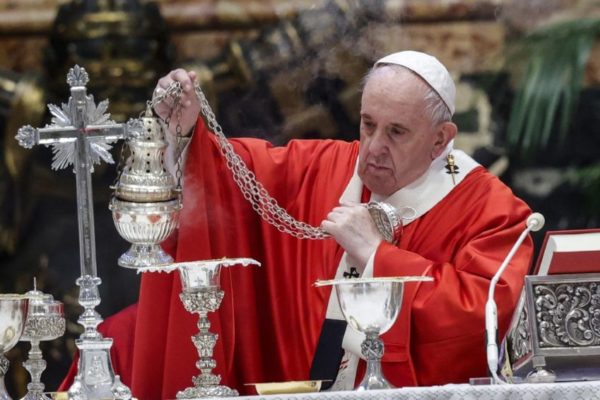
76,275,103,340
177,289,238,398
0,355,10,400
22,341,50,400
358,332,393,390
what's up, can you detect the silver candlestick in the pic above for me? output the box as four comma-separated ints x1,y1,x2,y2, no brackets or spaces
16,65,131,400
0,294,28,400
315,276,432,390
138,258,260,398
20,288,66,400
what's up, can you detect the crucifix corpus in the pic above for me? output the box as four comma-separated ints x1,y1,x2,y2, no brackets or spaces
16,65,132,400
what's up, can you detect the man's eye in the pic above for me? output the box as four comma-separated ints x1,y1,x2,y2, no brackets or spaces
390,128,404,135
362,121,375,130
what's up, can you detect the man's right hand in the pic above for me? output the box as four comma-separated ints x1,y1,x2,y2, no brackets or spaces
153,69,201,137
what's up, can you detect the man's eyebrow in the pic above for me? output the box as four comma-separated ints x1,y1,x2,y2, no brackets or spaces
390,122,410,132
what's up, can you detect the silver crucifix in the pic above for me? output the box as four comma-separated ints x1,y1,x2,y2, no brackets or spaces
16,65,132,400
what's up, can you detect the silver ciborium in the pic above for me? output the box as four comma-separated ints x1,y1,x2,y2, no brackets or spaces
138,258,260,398
110,108,182,269
315,276,432,390
20,289,66,400
0,294,28,400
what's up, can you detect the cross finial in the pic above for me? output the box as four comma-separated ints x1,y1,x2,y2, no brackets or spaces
66,65,89,87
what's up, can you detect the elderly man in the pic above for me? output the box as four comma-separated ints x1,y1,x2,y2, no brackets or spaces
63,51,533,398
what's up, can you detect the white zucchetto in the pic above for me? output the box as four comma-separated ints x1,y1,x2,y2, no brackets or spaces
375,51,456,116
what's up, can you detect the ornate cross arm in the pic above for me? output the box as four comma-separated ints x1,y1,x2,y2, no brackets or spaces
17,123,126,171
16,114,126,173
17,124,125,145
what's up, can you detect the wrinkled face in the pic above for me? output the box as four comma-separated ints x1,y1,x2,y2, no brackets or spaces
358,66,452,197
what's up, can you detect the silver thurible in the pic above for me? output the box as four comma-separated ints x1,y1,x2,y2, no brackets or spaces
110,107,182,269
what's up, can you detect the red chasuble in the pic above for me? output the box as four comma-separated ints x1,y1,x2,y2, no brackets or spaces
61,118,533,399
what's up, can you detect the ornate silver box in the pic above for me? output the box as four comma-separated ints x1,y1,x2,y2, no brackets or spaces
505,273,600,382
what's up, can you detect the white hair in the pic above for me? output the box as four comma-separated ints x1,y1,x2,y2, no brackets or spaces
363,64,452,126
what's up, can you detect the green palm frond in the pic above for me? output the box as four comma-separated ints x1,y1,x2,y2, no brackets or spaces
507,18,600,159
567,162,600,216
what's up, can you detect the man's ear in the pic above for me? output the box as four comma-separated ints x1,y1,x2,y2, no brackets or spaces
431,122,457,159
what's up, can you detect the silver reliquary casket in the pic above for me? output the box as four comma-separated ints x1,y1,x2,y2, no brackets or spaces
504,273,600,382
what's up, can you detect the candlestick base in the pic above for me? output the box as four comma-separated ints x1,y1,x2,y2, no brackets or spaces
68,338,131,400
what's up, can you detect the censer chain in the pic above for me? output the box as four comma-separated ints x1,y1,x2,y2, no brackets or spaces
152,82,330,240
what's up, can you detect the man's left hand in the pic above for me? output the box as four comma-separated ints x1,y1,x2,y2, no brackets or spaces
321,201,383,267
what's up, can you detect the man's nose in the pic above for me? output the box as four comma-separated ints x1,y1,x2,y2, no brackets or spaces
368,130,388,156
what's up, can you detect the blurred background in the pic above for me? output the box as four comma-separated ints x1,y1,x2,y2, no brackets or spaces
0,0,598,396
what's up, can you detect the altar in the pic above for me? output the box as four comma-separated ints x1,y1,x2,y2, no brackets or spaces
232,381,600,400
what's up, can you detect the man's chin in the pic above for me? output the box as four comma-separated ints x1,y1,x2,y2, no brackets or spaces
359,170,392,193
362,178,393,197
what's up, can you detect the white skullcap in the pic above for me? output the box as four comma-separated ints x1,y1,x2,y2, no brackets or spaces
375,51,456,115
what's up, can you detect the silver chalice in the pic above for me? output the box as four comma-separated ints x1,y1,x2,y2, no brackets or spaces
315,276,432,390
138,258,260,398
20,289,66,400
0,294,28,400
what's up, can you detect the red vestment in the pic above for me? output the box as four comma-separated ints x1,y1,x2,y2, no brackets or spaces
61,118,533,399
